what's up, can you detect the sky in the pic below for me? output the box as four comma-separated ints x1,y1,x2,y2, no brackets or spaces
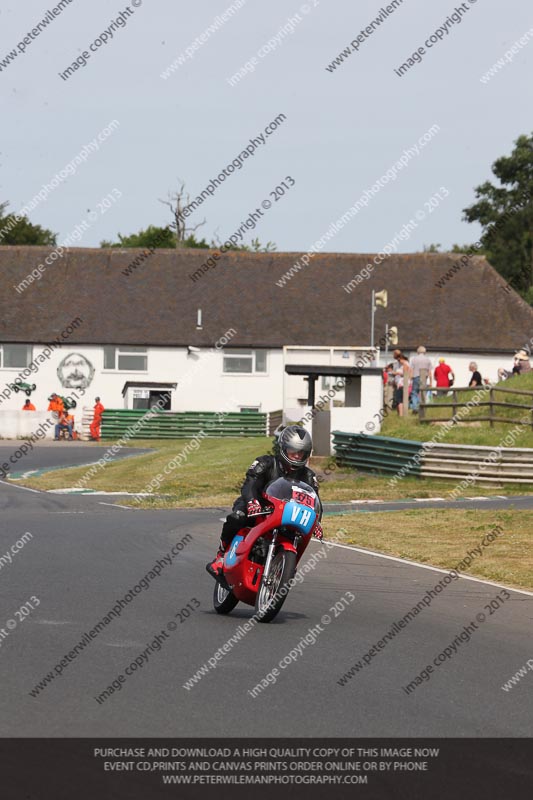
0,0,532,253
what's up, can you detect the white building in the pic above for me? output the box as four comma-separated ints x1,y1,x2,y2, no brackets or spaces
0,246,531,442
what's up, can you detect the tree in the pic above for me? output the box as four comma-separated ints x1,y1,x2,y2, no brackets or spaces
450,243,487,254
181,233,210,249
0,202,56,245
100,226,210,249
231,236,277,253
463,133,533,299
161,181,276,251
160,181,207,246
101,225,177,249
211,234,277,253
102,180,277,252
422,243,441,253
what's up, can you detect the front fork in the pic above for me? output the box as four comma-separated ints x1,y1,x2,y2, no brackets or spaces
262,531,278,583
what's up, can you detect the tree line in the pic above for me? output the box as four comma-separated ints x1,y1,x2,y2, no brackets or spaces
2,134,533,303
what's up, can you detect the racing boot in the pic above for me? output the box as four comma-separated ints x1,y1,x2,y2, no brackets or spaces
205,540,226,580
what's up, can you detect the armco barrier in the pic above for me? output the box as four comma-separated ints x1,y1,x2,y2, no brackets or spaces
92,409,268,440
332,431,425,475
332,431,533,484
420,442,533,484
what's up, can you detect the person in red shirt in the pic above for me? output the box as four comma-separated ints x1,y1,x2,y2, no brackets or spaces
90,397,105,441
434,358,454,394
22,399,36,411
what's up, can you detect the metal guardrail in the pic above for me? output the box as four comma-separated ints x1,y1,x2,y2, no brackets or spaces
332,431,533,484
332,431,425,475
268,409,283,436
80,409,268,440
420,442,533,484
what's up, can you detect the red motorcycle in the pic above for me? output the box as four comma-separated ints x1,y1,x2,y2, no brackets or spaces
213,477,320,623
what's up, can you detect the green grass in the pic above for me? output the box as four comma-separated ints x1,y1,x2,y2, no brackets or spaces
15,373,533,504
17,436,533,506
328,509,533,592
381,372,533,447
23,437,272,507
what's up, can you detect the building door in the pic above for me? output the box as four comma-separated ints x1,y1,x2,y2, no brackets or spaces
312,410,331,456
149,390,171,410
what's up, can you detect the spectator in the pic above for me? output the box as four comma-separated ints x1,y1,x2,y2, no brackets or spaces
434,358,454,394
499,356,521,381
514,349,532,375
22,399,36,411
66,412,75,438
409,345,433,413
90,396,105,441
468,361,483,387
393,352,411,417
47,393,64,417
383,363,395,410
54,411,73,441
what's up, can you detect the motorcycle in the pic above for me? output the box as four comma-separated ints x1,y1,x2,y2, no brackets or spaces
213,477,320,623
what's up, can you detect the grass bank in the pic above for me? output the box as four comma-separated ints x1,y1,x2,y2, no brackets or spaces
328,509,533,592
19,437,533,506
382,372,533,447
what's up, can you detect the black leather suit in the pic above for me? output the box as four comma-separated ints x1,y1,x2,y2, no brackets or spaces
220,454,322,548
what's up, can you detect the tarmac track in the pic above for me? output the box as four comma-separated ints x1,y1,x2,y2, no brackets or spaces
1,477,532,738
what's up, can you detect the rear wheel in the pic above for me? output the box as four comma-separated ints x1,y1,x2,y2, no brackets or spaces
213,580,239,615
255,549,296,623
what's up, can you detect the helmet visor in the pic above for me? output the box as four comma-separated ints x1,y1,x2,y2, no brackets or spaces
286,448,307,463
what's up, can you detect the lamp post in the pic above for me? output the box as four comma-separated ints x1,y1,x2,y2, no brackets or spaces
371,289,388,364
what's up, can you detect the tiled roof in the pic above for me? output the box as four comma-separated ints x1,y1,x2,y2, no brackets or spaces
0,247,530,353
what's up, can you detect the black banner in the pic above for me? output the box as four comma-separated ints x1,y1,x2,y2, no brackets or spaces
1,738,532,799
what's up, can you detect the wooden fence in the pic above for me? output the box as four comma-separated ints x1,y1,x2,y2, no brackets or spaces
419,385,533,428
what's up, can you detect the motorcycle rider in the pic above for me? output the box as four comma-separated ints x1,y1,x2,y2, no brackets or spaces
206,425,323,579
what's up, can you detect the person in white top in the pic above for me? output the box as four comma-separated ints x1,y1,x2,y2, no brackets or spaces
409,345,433,413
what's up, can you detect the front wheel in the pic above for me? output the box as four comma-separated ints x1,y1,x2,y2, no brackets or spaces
255,549,296,623
213,579,239,615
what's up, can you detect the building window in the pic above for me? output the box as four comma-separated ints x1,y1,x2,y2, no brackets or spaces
0,344,32,368
103,346,148,371
223,349,267,374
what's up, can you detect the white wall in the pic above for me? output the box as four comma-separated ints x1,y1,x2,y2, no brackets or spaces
428,352,516,387
330,373,384,429
377,350,519,387
0,345,284,416
0,411,57,440
285,373,383,454
283,346,374,407
0,342,518,427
